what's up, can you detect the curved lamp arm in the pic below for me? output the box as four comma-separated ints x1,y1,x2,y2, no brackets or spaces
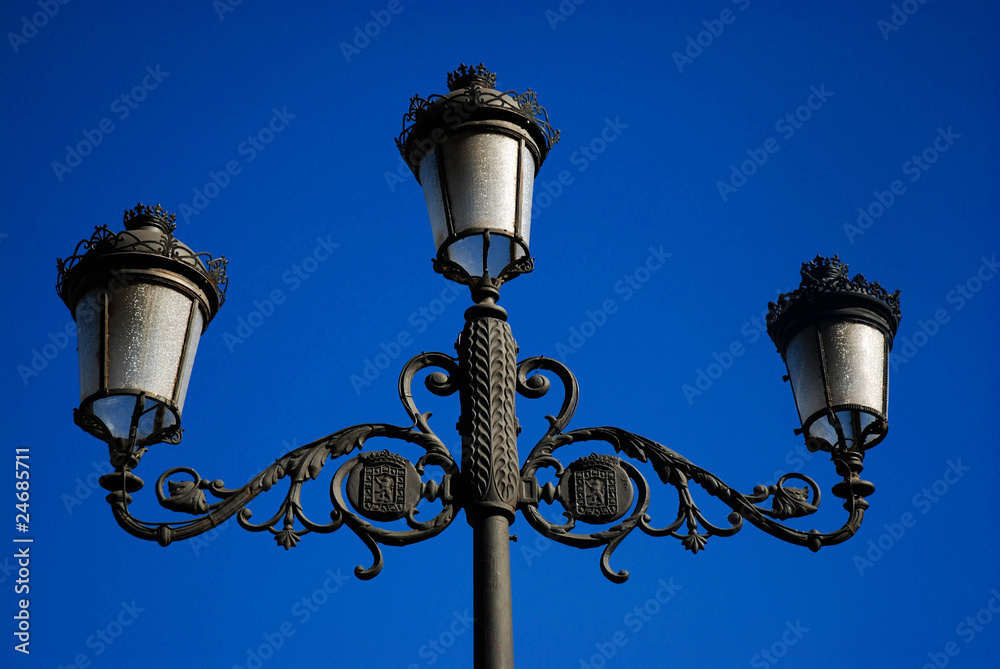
101,352,462,581
515,357,874,583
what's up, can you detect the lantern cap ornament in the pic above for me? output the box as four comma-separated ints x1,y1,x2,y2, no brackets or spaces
396,62,560,178
56,203,228,319
766,254,901,352
447,62,496,91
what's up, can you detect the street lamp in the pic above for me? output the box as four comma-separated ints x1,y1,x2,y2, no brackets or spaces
56,203,227,489
397,63,557,294
57,65,901,669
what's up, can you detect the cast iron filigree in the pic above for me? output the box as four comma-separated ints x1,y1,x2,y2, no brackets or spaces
100,340,875,585
103,351,462,580
431,233,536,289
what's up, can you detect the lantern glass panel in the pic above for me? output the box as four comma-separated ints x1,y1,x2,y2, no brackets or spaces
808,414,839,447
92,395,147,441
75,292,103,401
487,235,514,277
518,147,536,251
784,326,825,426
173,301,205,413
75,281,205,441
447,236,482,277
441,131,519,237
105,282,198,401
821,320,886,412
418,149,449,250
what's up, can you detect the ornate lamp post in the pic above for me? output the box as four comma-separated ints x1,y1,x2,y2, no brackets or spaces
57,65,901,669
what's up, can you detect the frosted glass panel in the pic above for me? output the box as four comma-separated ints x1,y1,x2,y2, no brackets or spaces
418,149,449,250
441,131,518,236
821,321,886,411
106,282,193,402
519,148,535,248
784,327,826,425
174,304,204,413
75,289,104,401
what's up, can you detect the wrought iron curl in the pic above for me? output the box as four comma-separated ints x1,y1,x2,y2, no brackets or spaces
99,341,872,584
102,349,466,573
515,356,579,437
519,454,651,584
397,351,460,434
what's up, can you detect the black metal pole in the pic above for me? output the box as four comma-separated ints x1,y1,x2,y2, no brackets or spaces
472,513,515,669
458,290,520,668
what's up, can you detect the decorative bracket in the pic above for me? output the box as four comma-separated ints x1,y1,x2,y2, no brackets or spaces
102,351,462,580
96,348,876,584
515,356,873,583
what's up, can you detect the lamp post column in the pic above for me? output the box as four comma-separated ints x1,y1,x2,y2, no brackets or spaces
457,289,520,669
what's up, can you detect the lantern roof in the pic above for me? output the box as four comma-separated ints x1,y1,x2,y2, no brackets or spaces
56,203,228,319
766,255,901,353
396,63,560,179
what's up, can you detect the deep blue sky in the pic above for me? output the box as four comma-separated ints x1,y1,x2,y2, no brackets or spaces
3,1,998,668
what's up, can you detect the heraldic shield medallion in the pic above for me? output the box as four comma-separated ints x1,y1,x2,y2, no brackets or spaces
346,450,421,522
556,454,633,524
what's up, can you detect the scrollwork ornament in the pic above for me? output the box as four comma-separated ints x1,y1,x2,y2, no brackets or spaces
160,474,210,515
495,256,534,287
98,325,874,585
516,358,873,582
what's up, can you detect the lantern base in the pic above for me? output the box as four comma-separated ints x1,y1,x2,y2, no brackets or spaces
75,391,182,458
433,231,534,290
798,406,887,453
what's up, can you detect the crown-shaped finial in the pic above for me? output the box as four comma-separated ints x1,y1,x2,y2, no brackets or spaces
123,202,176,233
447,63,496,91
801,254,847,281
